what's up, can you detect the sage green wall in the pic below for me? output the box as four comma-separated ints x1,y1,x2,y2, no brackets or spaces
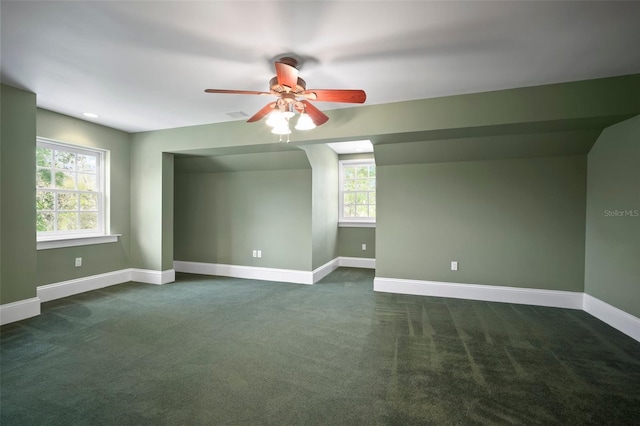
174,168,312,271
131,75,638,273
0,85,37,304
373,130,602,165
162,153,174,271
585,115,640,317
303,145,339,269
0,93,2,296
174,150,310,173
376,154,587,291
36,109,132,285
338,227,376,259
130,147,165,271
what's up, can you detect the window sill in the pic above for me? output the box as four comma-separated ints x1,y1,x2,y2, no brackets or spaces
37,234,121,250
339,222,376,228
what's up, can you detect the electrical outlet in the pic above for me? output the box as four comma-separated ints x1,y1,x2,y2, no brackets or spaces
257,250,262,258
361,244,367,251
252,250,257,258
451,261,458,271
75,257,82,267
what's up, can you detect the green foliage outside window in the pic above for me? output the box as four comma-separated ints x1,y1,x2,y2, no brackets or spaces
36,142,102,234
342,162,376,220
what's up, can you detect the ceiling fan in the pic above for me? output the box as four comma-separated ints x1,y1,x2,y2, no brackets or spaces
204,57,366,133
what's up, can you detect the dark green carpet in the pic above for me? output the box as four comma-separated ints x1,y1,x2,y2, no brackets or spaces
2,268,639,425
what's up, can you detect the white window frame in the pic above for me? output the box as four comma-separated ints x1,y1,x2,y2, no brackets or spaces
36,137,108,244
339,159,376,227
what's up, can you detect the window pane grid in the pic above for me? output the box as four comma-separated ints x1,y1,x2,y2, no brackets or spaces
36,139,103,236
340,160,376,221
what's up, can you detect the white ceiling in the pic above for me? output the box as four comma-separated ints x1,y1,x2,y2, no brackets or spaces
2,1,639,133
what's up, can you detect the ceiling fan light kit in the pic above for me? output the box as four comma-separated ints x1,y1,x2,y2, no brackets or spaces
205,57,366,142
270,123,291,136
295,113,316,131
265,110,285,128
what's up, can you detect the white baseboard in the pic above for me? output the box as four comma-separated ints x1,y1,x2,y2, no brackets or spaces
374,276,640,343
174,261,315,285
312,258,340,283
0,297,41,326
583,294,640,342
338,257,376,269
37,269,132,303
4,266,638,344
374,276,584,310
173,258,373,285
173,257,375,284
2,267,176,325
174,258,369,285
130,268,175,285
37,268,175,304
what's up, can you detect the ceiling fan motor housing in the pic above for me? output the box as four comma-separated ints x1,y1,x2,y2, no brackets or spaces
269,77,307,95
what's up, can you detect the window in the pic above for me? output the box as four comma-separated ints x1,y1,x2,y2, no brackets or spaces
36,138,105,240
339,159,376,225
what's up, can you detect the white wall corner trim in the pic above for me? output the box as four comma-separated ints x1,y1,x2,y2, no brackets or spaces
338,257,376,269
583,294,640,342
0,297,41,325
312,258,340,283
130,269,175,285
174,261,314,285
37,269,132,303
373,277,584,310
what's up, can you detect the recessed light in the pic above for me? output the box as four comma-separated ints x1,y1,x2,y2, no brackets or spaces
82,112,99,118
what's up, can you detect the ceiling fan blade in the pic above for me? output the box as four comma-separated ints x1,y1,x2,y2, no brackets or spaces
302,89,366,103
300,100,329,126
275,61,299,91
247,102,277,123
205,89,271,95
